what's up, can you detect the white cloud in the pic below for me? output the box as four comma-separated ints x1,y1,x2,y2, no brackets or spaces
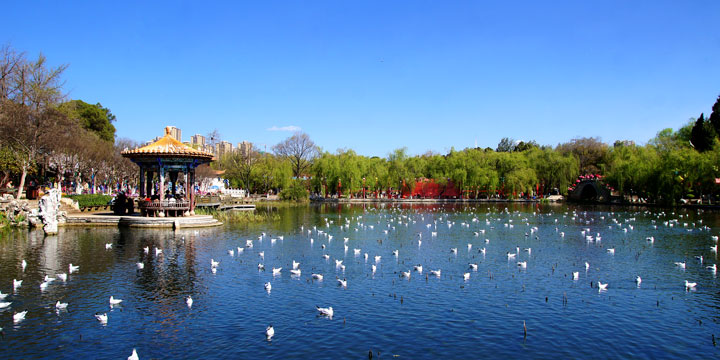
267,125,301,132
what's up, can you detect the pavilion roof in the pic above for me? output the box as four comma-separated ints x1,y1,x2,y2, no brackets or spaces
122,127,214,160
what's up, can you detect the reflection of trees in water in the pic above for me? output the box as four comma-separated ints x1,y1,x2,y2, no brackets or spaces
129,228,198,302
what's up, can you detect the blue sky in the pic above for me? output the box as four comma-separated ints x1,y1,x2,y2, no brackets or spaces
2,1,719,156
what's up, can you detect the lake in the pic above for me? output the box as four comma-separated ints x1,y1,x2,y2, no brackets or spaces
1,203,719,359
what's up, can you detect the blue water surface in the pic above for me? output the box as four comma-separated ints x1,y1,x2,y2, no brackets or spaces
0,203,719,359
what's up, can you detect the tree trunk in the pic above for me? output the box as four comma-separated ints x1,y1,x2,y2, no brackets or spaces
17,164,27,199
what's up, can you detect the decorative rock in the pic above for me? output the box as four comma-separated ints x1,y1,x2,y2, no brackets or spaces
39,188,61,235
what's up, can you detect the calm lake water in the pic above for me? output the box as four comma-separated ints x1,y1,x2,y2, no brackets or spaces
1,203,719,359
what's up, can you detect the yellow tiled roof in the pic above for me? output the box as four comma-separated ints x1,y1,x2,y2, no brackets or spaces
121,127,214,159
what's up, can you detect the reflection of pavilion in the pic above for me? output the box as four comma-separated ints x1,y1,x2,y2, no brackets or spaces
122,127,214,217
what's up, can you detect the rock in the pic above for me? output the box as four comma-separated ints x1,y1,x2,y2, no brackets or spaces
39,188,61,235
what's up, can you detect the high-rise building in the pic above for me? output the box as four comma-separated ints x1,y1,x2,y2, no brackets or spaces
237,141,253,157
216,141,233,158
191,134,206,148
167,126,182,142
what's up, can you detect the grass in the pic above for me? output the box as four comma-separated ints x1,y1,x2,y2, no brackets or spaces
194,208,280,223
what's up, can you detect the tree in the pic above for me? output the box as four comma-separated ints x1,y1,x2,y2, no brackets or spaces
0,47,69,198
557,137,608,175
690,113,715,152
709,95,720,136
58,100,116,142
496,137,515,152
219,145,260,190
272,132,318,178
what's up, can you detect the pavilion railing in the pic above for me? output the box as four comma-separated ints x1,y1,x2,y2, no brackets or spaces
138,199,191,216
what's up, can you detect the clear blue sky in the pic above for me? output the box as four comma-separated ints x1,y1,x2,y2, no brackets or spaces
2,1,719,157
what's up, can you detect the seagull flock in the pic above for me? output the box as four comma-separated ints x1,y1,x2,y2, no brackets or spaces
1,206,718,358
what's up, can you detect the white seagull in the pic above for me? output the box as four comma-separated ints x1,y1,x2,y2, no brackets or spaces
572,272,579,280
265,282,272,291
69,264,80,273
598,282,608,292
317,306,334,317
265,325,274,339
128,348,139,360
272,267,282,275
13,279,22,290
312,273,324,280
55,300,68,310
57,273,68,282
429,269,441,277
463,272,470,281
684,280,697,290
95,312,108,324
109,296,123,305
186,296,193,308
13,310,27,323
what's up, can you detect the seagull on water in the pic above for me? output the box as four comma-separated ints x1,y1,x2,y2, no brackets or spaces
69,264,80,273
401,270,411,279
585,262,590,271
272,267,282,275
597,282,608,292
265,282,272,291
95,312,108,324
258,263,265,270
128,348,139,360
674,262,686,269
266,325,274,339
572,272,579,280
143,246,149,254
312,273,324,280
210,259,219,267
136,262,144,269
0,301,10,308
517,261,527,269
13,279,22,290
685,280,697,290
429,269,441,277
371,265,377,273
607,248,615,255
21,259,27,271
155,248,162,256
13,310,27,323
290,269,302,276
413,265,423,273
469,263,478,271
463,272,470,281
105,243,113,250
292,260,300,269
375,255,382,262
636,276,642,286
316,306,334,317
451,248,458,254
186,296,193,308
55,300,68,310
337,278,347,288
109,296,123,305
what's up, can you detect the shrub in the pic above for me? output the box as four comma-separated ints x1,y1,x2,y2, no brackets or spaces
64,194,114,207
279,181,309,202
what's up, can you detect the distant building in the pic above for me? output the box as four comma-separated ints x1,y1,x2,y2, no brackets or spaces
167,126,182,142
191,134,206,148
216,141,233,158
237,141,253,157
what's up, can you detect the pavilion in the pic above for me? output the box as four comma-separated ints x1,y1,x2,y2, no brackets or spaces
122,127,214,217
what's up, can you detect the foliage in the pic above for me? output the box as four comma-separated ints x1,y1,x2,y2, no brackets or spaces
279,180,309,202
557,137,608,175
58,100,116,142
690,113,716,152
65,194,113,207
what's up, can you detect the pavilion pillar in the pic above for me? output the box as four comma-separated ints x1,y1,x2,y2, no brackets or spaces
190,169,196,212
159,167,165,201
139,167,146,198
146,171,154,197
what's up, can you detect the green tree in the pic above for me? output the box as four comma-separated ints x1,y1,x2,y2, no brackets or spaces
690,113,716,152
58,100,116,142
